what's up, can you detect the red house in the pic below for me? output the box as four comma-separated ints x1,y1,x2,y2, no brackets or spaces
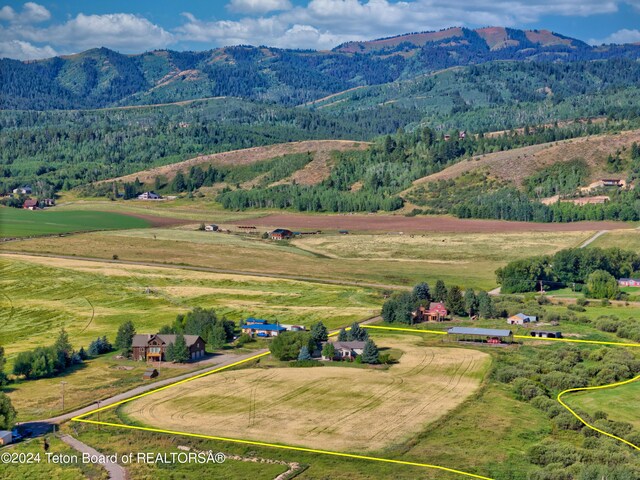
23,199,38,210
412,302,449,322
270,228,294,240
619,278,640,287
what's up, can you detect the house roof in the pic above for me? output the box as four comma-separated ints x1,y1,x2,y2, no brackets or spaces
132,334,203,348
619,278,640,282
23,199,38,207
242,323,286,332
271,228,292,234
448,327,513,337
511,313,537,320
332,341,366,350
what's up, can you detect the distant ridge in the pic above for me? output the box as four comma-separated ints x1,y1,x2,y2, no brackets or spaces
2,26,640,110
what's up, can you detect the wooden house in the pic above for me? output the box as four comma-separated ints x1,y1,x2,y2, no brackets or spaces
270,228,294,240
132,334,206,362
412,302,449,322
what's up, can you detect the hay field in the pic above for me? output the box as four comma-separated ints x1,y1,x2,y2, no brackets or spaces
292,231,593,263
0,254,381,358
124,335,490,453
588,229,640,251
1,227,598,290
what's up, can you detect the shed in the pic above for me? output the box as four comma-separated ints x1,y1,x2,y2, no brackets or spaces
531,331,563,339
447,327,513,344
143,368,159,380
508,313,538,325
204,224,218,232
0,430,12,445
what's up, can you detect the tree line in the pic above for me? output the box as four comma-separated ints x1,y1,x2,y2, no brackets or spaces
496,247,640,297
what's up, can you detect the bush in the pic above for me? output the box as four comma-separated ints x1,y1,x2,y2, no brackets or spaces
567,304,586,312
553,412,584,431
236,333,253,347
513,378,545,401
576,297,588,307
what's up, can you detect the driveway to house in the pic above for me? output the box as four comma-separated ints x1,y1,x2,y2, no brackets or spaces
16,350,268,437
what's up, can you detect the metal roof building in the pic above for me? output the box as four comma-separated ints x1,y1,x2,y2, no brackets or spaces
448,327,513,337
447,327,514,344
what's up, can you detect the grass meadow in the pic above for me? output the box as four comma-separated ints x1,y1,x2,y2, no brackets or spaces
0,254,381,358
0,207,150,238
0,228,595,290
567,379,640,428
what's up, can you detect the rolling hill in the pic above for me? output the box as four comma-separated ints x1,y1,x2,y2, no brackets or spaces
3,26,640,110
406,129,640,190
98,140,369,186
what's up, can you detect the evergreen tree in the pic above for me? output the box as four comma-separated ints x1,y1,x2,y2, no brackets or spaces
413,282,431,301
337,328,348,341
361,340,379,364
54,329,73,367
446,286,466,316
310,321,328,346
172,171,186,192
165,342,175,362
477,291,494,318
297,346,311,361
348,322,368,341
434,280,448,302
115,321,136,356
464,289,478,317
172,334,190,363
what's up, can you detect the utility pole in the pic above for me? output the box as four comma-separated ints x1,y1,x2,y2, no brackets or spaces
61,381,67,412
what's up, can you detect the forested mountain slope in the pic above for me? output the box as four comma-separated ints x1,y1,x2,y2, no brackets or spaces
2,26,640,110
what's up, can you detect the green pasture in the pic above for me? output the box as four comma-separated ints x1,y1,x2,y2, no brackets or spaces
0,207,150,238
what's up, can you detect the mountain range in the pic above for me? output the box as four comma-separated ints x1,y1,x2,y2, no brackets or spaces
2,26,640,110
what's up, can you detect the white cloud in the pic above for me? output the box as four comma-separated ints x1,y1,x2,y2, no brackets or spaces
0,0,638,59
590,28,640,45
0,39,56,59
0,9,173,58
0,2,50,24
38,13,174,51
227,0,292,14
0,6,15,21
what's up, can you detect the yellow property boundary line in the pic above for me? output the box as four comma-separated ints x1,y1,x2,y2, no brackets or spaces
70,325,640,480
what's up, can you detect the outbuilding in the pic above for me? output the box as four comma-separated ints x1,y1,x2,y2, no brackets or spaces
508,313,538,325
531,331,562,339
0,430,12,446
447,327,514,344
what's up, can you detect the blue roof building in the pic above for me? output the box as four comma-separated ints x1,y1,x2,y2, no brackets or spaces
242,321,286,338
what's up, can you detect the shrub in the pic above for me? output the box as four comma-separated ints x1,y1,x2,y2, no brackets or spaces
567,304,585,312
513,378,545,401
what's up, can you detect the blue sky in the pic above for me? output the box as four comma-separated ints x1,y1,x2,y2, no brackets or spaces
1,0,640,60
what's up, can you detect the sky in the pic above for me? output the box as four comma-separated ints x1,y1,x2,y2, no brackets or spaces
1,0,640,60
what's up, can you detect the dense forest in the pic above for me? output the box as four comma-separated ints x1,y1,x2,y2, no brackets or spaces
0,98,420,194
216,120,636,213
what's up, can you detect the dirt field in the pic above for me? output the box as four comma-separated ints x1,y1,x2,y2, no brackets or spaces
408,129,640,188
124,335,490,453
249,213,632,233
101,140,369,185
